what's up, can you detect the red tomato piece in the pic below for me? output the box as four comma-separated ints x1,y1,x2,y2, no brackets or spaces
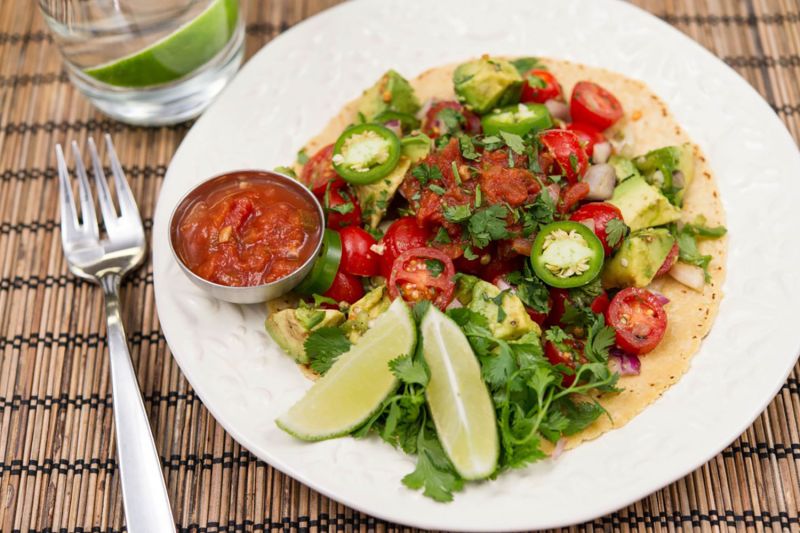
520,69,561,104
379,217,431,279
323,270,365,304
324,181,362,230
539,129,588,184
558,182,590,214
422,101,482,137
656,243,679,277
300,144,340,196
544,336,586,387
570,81,624,131
590,292,610,314
570,202,625,255
481,255,523,284
339,226,379,277
566,122,606,157
388,247,455,310
606,288,668,355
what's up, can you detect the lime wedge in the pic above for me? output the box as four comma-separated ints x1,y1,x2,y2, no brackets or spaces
84,0,239,88
421,306,499,480
276,299,416,441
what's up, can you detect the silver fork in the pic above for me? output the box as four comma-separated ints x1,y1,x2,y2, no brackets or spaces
57,135,175,533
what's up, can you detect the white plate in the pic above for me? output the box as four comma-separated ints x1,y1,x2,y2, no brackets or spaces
152,0,800,529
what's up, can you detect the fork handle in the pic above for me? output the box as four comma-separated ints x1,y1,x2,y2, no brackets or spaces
101,274,176,533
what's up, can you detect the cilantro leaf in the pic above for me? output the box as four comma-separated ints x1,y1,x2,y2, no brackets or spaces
526,74,547,89
389,354,429,386
429,183,446,195
411,163,443,186
402,424,464,502
443,204,472,223
511,56,542,74
296,149,309,164
506,263,550,314
584,314,615,363
274,165,297,178
604,218,628,248
522,190,555,236
328,202,354,215
457,134,480,160
467,205,510,249
462,246,478,260
568,153,579,173
554,397,606,436
425,258,444,277
478,135,504,151
432,227,451,244
480,341,517,387
500,131,526,154
438,107,465,132
305,327,351,375
451,161,462,185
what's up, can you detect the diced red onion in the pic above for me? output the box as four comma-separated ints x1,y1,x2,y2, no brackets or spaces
648,289,671,306
578,218,595,231
551,437,567,459
545,99,570,122
583,163,616,200
592,141,612,164
384,119,402,137
416,98,434,120
494,278,512,291
609,349,641,376
546,183,560,203
672,170,685,189
668,262,705,291
446,298,463,310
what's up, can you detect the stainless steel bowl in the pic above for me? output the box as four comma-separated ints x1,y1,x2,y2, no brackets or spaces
168,170,324,304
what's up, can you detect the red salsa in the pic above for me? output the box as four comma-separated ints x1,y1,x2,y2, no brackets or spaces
173,171,322,287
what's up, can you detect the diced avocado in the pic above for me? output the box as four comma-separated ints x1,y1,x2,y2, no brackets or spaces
355,156,412,228
356,70,420,121
342,285,392,342
634,143,695,205
453,57,523,114
609,176,682,232
265,307,345,364
608,155,642,183
457,275,540,340
401,133,432,163
602,228,675,288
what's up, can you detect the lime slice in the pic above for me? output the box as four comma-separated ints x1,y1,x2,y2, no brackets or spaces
276,299,416,441
84,0,239,88
421,306,499,480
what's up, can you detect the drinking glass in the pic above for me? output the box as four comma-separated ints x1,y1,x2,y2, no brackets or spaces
38,0,245,125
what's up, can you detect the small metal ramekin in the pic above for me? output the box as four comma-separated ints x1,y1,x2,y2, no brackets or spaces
168,170,324,304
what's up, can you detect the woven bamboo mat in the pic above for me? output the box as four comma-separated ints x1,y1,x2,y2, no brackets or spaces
0,0,798,531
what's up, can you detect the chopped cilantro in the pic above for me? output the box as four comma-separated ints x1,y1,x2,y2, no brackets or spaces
432,227,451,244
568,153,579,173
438,107,465,132
467,205,510,249
328,202,354,215
475,185,482,208
478,135,505,151
511,56,542,74
462,246,478,260
425,259,444,277
305,327,351,375
604,218,629,248
526,74,547,89
296,149,309,164
506,262,550,314
451,161,462,185
457,134,480,160
443,204,472,223
429,183,446,195
412,163,443,186
389,354,429,386
274,165,297,178
521,190,555,236
500,131,526,154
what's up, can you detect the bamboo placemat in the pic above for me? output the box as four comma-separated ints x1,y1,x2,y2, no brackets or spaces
0,0,798,531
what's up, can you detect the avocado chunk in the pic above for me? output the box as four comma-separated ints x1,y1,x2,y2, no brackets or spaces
602,228,675,288
609,176,681,232
456,275,540,340
265,307,345,364
634,143,695,205
401,133,433,163
453,57,523,114
356,70,420,121
355,155,411,228
608,154,642,183
342,285,392,342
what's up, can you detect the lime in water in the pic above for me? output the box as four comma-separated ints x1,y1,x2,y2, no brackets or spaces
84,0,239,88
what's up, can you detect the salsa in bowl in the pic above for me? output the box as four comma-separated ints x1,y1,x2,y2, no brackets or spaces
169,170,324,303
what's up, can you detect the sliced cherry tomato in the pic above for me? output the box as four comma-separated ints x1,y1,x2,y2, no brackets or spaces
590,292,610,314
323,270,364,304
656,243,679,277
388,247,455,310
606,287,668,355
566,122,606,157
300,144,339,195
570,81,624,131
570,202,625,255
539,129,588,184
324,181,362,229
339,226,379,277
544,336,586,387
422,101,482,137
520,69,561,104
379,216,430,279
558,182,590,214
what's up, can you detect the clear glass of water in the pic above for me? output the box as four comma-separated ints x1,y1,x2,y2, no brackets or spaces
38,0,245,125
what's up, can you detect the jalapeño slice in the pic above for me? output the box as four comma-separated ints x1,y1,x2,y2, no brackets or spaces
332,124,402,185
295,229,342,295
481,102,553,136
531,221,604,288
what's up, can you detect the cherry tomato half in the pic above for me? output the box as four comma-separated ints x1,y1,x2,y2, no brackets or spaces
520,69,562,104
570,202,625,255
324,181,362,230
656,243,679,277
300,144,339,196
558,182,590,214
339,226,379,277
570,81,624,131
539,129,588,184
379,216,430,279
388,247,455,310
606,287,668,355
544,336,586,387
566,122,606,157
323,270,364,304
